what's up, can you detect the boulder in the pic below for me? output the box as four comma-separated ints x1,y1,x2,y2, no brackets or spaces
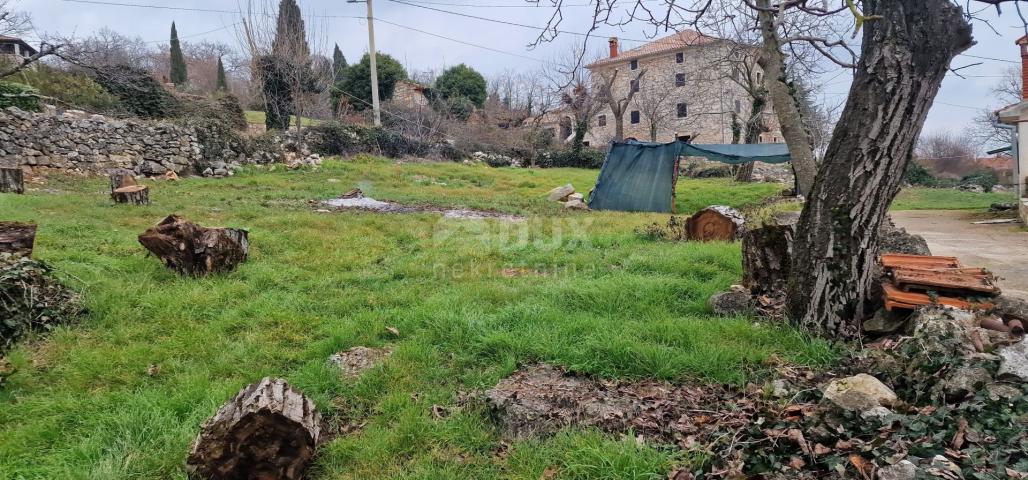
940,365,992,399
863,309,910,335
822,374,897,412
564,199,588,210
879,218,931,255
547,184,575,202
877,460,917,480
709,290,754,316
997,340,1028,382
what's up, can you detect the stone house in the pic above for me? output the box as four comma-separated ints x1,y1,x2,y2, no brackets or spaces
0,36,37,66
542,31,781,146
391,80,430,109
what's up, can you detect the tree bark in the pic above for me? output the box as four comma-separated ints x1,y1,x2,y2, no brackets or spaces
742,220,795,294
0,168,24,194
0,222,36,257
138,215,249,276
755,0,817,196
735,93,768,182
186,377,321,480
787,0,973,339
108,169,137,200
113,186,150,205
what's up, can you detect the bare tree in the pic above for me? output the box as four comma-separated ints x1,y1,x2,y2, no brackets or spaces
917,130,978,176
970,66,1020,152
634,76,677,142
595,68,646,141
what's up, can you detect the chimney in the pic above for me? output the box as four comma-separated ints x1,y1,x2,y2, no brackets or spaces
608,37,619,59
1020,36,1028,100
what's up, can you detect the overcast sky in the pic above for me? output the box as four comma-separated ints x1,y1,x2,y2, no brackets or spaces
13,0,1027,138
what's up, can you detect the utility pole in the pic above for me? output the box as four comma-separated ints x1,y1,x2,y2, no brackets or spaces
349,0,382,126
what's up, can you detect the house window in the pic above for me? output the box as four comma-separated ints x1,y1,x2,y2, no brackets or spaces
630,59,638,70
734,99,742,114
597,114,607,127
675,52,684,63
630,79,639,93
677,103,688,118
630,111,640,124
0,43,14,54
675,73,685,87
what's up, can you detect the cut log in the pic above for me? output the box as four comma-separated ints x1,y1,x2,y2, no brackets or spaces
113,185,150,205
138,215,248,276
0,222,36,257
685,205,745,242
108,169,137,199
0,167,24,194
186,377,321,480
742,222,794,294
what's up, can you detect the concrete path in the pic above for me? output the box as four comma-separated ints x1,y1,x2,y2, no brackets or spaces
891,210,1028,300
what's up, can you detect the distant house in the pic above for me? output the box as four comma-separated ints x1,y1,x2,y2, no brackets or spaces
0,36,37,64
976,155,1015,186
391,80,430,109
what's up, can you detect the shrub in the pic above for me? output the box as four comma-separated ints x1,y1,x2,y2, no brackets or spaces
175,92,247,130
958,169,998,192
94,65,179,118
904,160,942,187
0,82,41,111
434,63,487,108
536,148,606,169
14,66,120,113
334,53,406,111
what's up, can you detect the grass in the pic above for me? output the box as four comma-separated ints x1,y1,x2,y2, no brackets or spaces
245,110,323,128
9,157,988,479
892,187,1016,210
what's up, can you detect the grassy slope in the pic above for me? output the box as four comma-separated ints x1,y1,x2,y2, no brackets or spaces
0,157,834,479
245,110,323,128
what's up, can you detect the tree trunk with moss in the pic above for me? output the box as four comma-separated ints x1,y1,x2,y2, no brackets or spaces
787,0,973,339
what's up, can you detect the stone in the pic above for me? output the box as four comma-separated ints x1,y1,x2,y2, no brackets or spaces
877,460,917,480
140,161,167,175
202,167,214,177
770,379,790,398
213,168,229,177
990,202,1016,212
822,374,897,412
709,290,754,316
880,217,931,255
860,406,894,420
564,199,588,210
940,365,991,399
863,309,910,335
997,340,1028,381
568,192,584,201
985,382,1021,401
547,184,575,202
929,455,962,477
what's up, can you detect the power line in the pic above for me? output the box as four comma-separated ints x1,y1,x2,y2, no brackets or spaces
58,0,365,19
376,17,552,64
960,53,1019,64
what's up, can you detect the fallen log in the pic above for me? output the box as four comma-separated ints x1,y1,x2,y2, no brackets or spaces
138,215,248,276
0,167,24,194
685,205,745,242
0,222,36,257
186,378,321,480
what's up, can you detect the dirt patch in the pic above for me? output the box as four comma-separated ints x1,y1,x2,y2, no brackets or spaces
316,190,524,221
328,346,392,378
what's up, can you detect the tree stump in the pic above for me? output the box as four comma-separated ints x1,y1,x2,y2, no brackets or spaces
742,222,794,294
138,215,249,276
0,222,36,257
0,167,24,194
186,378,321,480
108,169,138,199
685,206,745,241
113,185,150,205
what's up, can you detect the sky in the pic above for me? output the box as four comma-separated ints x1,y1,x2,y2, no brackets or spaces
11,0,1028,137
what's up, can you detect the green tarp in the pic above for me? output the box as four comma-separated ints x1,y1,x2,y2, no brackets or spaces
588,140,792,213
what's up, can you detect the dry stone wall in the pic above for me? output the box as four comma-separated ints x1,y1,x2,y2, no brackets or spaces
0,106,241,176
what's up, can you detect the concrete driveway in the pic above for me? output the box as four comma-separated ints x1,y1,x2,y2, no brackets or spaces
891,210,1028,300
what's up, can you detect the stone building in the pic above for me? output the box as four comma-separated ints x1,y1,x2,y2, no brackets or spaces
567,31,781,145
391,80,430,109
0,36,37,66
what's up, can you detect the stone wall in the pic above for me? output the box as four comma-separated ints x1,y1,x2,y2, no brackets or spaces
0,106,211,176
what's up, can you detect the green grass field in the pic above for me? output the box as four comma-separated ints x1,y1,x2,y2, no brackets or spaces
245,110,323,128
0,158,1007,479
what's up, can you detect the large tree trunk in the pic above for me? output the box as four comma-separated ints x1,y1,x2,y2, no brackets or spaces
186,377,321,480
138,215,249,276
787,0,973,339
0,167,24,194
756,0,817,196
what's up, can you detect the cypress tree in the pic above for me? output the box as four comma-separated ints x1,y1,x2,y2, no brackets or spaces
271,0,308,59
216,57,228,92
332,44,347,82
169,22,188,86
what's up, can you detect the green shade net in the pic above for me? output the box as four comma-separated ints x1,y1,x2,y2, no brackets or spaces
588,140,792,213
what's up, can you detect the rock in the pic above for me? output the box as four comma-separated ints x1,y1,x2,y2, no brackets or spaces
992,296,1028,322
863,309,911,335
959,183,985,193
860,406,894,420
990,202,1016,212
709,290,754,316
879,217,931,255
213,168,228,177
547,184,575,202
140,161,167,175
929,455,962,477
877,460,917,480
985,382,1021,401
164,170,179,181
202,167,213,177
941,365,991,399
997,340,1028,381
770,379,790,398
993,185,1008,192
564,199,588,210
568,192,584,201
822,374,897,411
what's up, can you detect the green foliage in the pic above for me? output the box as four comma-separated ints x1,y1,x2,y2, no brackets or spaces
904,160,940,187
434,63,487,108
216,57,228,92
959,169,999,193
176,93,248,131
14,66,120,113
169,22,188,86
94,64,180,119
535,148,607,169
0,81,41,111
333,52,407,111
272,0,309,59
302,121,432,158
332,43,347,83
1,257,83,354
257,55,293,130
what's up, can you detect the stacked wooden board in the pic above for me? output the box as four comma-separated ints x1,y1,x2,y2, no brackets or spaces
881,254,1000,311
